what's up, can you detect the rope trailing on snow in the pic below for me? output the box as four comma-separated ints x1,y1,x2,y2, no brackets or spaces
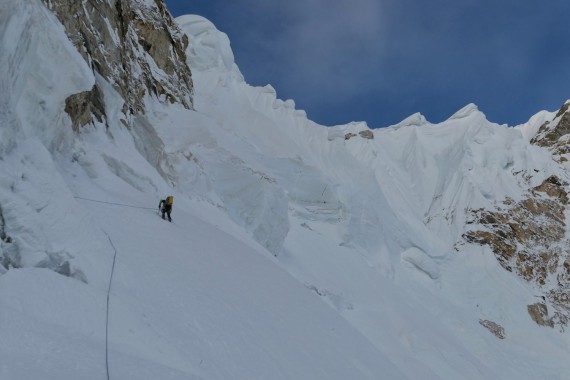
74,196,157,210
102,230,118,380
75,194,160,377
75,195,130,378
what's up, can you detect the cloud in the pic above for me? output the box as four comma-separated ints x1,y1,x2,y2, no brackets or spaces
220,0,388,100
170,0,570,127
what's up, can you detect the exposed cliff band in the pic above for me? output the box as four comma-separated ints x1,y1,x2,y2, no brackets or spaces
42,0,193,130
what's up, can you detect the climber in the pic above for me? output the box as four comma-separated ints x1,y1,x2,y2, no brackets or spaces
158,196,173,222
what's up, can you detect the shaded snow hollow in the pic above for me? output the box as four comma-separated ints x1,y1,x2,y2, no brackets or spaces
1,4,570,380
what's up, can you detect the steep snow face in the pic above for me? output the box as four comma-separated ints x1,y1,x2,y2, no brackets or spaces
0,4,411,380
0,0,93,154
171,14,570,380
2,4,570,380
0,0,98,278
0,0,114,286
516,109,558,141
1,192,412,380
172,15,423,258
347,104,558,243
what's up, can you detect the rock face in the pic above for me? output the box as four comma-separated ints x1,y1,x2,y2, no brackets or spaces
42,0,193,129
463,102,570,331
464,176,570,330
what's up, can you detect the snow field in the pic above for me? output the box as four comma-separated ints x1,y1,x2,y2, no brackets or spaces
1,3,570,380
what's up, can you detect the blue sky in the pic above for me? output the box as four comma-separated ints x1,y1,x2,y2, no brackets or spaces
164,0,570,128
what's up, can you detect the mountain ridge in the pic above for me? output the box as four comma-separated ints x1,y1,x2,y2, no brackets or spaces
1,2,570,379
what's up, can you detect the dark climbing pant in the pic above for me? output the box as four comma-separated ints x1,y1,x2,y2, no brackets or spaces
161,205,172,222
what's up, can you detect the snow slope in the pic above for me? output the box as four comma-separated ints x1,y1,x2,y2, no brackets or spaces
1,185,408,379
171,15,570,379
1,2,570,380
0,2,407,379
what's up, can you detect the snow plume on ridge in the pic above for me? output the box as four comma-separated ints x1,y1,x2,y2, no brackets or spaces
176,15,239,75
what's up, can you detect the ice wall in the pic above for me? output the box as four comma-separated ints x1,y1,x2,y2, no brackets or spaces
0,0,93,155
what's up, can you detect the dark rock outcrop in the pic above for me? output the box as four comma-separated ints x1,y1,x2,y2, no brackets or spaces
64,85,107,131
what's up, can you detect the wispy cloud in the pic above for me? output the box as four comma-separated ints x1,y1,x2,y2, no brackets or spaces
169,0,570,126
223,0,388,98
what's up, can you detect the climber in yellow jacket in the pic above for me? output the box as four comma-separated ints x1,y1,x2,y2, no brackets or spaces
158,196,173,222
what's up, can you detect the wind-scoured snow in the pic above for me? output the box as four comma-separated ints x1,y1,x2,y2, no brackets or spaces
1,4,570,380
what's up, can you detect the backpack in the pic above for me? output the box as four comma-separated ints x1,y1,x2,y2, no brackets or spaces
166,196,174,206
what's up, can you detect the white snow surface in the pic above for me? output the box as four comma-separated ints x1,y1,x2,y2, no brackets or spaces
1,5,569,380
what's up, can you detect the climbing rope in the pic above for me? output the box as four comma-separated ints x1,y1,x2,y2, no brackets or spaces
75,195,160,378
102,230,118,380
74,196,156,210
75,195,155,379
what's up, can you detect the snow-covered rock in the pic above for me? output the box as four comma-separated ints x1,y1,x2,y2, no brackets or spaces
43,0,193,126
